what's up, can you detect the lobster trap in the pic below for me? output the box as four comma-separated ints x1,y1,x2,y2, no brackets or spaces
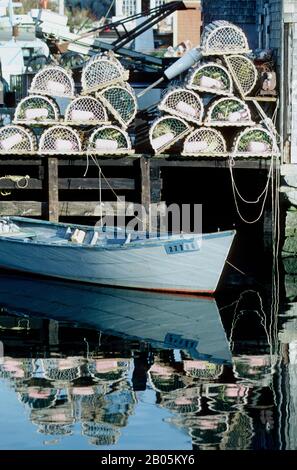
158,88,204,125
232,126,279,156
14,95,60,125
29,66,75,98
81,55,129,95
201,21,250,56
87,125,133,155
224,55,258,97
182,127,227,156
64,96,109,125
183,361,224,380
186,63,233,96
149,115,192,154
0,125,37,155
98,84,137,128
205,97,254,127
39,125,82,155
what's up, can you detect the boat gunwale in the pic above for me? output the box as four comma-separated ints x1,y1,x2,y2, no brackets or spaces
0,216,236,251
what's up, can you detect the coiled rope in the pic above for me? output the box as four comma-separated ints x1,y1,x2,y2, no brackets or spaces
0,175,30,196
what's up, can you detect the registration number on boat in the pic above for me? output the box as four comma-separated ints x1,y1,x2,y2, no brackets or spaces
165,240,199,254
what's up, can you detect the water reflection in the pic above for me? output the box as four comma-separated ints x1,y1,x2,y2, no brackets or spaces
0,273,296,449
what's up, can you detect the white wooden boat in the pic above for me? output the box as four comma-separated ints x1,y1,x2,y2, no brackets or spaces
0,273,232,363
0,217,235,294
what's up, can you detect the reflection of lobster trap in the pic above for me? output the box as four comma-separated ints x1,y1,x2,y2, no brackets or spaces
14,95,60,125
158,88,204,125
149,115,192,154
183,360,224,380
39,125,82,155
81,55,129,94
201,21,250,55
29,66,75,98
161,388,201,414
87,125,133,155
182,127,227,156
224,55,258,97
187,63,233,96
64,96,109,125
43,360,82,383
0,125,37,155
205,97,254,127
97,85,137,128
36,423,74,436
232,126,279,157
82,422,121,446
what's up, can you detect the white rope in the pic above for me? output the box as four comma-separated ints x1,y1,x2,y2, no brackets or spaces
0,175,30,196
84,151,156,232
229,154,273,224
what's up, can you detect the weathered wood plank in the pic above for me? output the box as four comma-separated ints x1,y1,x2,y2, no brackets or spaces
47,157,59,222
150,157,276,170
0,201,168,218
0,201,42,216
0,158,42,166
59,178,135,190
59,201,135,217
58,157,140,167
0,178,42,190
140,156,150,231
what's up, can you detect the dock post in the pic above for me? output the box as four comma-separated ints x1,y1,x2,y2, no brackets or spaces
140,156,151,231
46,157,59,222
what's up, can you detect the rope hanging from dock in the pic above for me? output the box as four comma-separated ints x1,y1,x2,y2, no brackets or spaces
228,154,275,224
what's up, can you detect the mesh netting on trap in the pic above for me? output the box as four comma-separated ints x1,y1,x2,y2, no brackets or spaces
187,63,233,96
98,84,137,128
201,21,250,55
183,361,224,380
29,66,75,98
232,126,279,156
161,392,201,415
182,127,227,156
205,97,254,126
82,55,129,94
82,422,121,446
14,95,60,124
87,125,133,155
158,88,204,125
0,125,37,154
44,366,81,383
39,125,82,154
64,96,108,125
224,55,258,97
36,424,73,436
149,115,192,154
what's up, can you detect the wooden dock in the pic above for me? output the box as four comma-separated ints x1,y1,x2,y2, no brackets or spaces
0,154,275,223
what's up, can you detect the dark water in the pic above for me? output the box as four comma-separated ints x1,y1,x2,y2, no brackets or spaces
0,270,295,450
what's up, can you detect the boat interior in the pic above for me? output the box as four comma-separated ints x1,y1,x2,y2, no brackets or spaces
0,216,193,248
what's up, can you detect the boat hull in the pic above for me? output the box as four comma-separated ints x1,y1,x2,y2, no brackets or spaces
0,220,235,294
0,273,232,363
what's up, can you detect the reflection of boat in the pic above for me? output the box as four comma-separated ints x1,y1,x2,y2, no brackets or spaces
0,273,232,364
0,217,235,294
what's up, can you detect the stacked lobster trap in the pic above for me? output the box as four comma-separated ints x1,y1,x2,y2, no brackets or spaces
0,53,135,156
149,21,279,158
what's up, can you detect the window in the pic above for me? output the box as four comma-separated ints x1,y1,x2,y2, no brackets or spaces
123,0,137,16
151,0,165,9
